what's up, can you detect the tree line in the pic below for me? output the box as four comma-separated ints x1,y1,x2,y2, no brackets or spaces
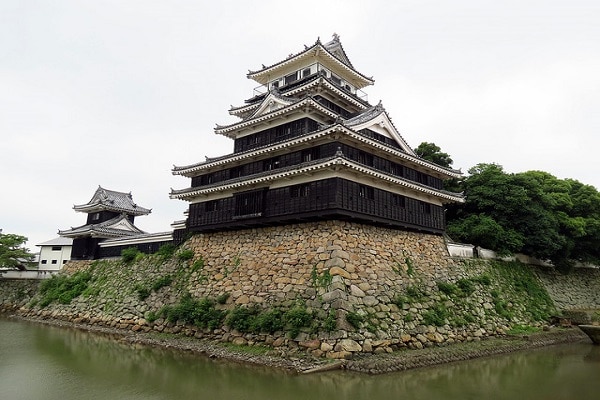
416,142,600,272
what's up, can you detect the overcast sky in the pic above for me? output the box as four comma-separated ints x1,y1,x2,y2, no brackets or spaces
2,0,599,251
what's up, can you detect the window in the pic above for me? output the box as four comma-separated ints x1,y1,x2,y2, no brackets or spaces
92,213,100,221
234,190,264,217
302,148,320,162
421,203,432,214
357,151,373,166
359,185,374,200
290,184,310,198
230,166,243,179
284,72,298,85
41,260,47,264
264,157,280,171
51,260,58,264
393,194,406,208
205,200,219,212
302,67,312,78
62,260,68,264
331,74,342,86
51,246,61,251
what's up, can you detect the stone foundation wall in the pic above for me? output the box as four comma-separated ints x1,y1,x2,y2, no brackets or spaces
535,266,600,311
1,221,564,359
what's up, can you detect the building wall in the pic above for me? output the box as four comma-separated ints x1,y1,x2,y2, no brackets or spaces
38,245,72,270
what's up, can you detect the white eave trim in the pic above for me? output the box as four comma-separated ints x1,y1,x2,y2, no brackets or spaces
214,97,338,137
173,125,462,179
171,156,464,203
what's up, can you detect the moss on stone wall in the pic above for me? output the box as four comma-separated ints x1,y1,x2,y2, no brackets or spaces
1,220,593,358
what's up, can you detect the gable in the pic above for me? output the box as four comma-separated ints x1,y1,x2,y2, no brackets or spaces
248,92,296,120
347,111,416,156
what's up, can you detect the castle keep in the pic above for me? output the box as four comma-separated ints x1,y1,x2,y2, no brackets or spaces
170,35,464,241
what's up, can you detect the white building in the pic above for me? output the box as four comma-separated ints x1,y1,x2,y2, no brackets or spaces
37,237,73,270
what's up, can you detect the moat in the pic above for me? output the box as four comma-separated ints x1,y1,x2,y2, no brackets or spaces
1,317,599,400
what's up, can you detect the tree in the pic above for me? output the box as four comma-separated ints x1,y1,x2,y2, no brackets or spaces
415,142,453,168
446,163,600,272
0,233,35,270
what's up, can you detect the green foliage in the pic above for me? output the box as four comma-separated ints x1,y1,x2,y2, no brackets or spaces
322,310,337,332
0,233,35,269
489,261,555,321
121,247,141,263
284,302,312,338
225,306,286,335
134,284,151,300
160,293,226,330
447,163,600,270
156,244,176,259
423,304,449,327
406,285,425,300
415,142,453,168
507,325,540,335
471,274,492,286
39,271,92,307
151,275,173,291
176,249,195,262
490,289,513,320
146,311,158,323
311,266,333,289
253,309,285,334
345,311,364,329
190,257,204,273
215,292,230,304
437,281,460,296
404,313,414,322
226,306,259,332
394,284,426,308
456,278,476,296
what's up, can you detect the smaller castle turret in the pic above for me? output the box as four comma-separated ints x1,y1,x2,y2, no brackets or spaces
59,186,151,259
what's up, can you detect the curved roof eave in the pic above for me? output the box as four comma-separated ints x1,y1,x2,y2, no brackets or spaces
214,97,338,137
170,155,464,204
247,41,374,89
173,124,462,179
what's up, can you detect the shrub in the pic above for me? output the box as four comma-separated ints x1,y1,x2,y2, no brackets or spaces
152,275,173,291
121,247,140,263
284,303,312,338
216,292,230,304
156,244,176,259
322,310,337,332
457,278,476,296
226,306,259,333
405,285,425,300
437,281,459,296
471,274,492,286
177,249,195,262
39,271,92,307
252,309,285,334
134,284,151,301
160,293,226,330
422,304,449,327
345,311,364,329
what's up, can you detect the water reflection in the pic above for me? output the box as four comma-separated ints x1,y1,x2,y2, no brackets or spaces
1,317,598,400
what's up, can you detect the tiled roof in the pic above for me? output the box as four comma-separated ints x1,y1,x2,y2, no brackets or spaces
173,123,462,178
170,153,464,204
73,186,151,216
37,237,73,247
58,214,146,239
247,36,374,88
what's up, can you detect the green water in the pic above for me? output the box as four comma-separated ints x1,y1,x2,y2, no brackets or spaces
1,317,599,400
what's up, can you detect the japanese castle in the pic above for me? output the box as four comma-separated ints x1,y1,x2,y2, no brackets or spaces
170,35,464,242
59,186,152,259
